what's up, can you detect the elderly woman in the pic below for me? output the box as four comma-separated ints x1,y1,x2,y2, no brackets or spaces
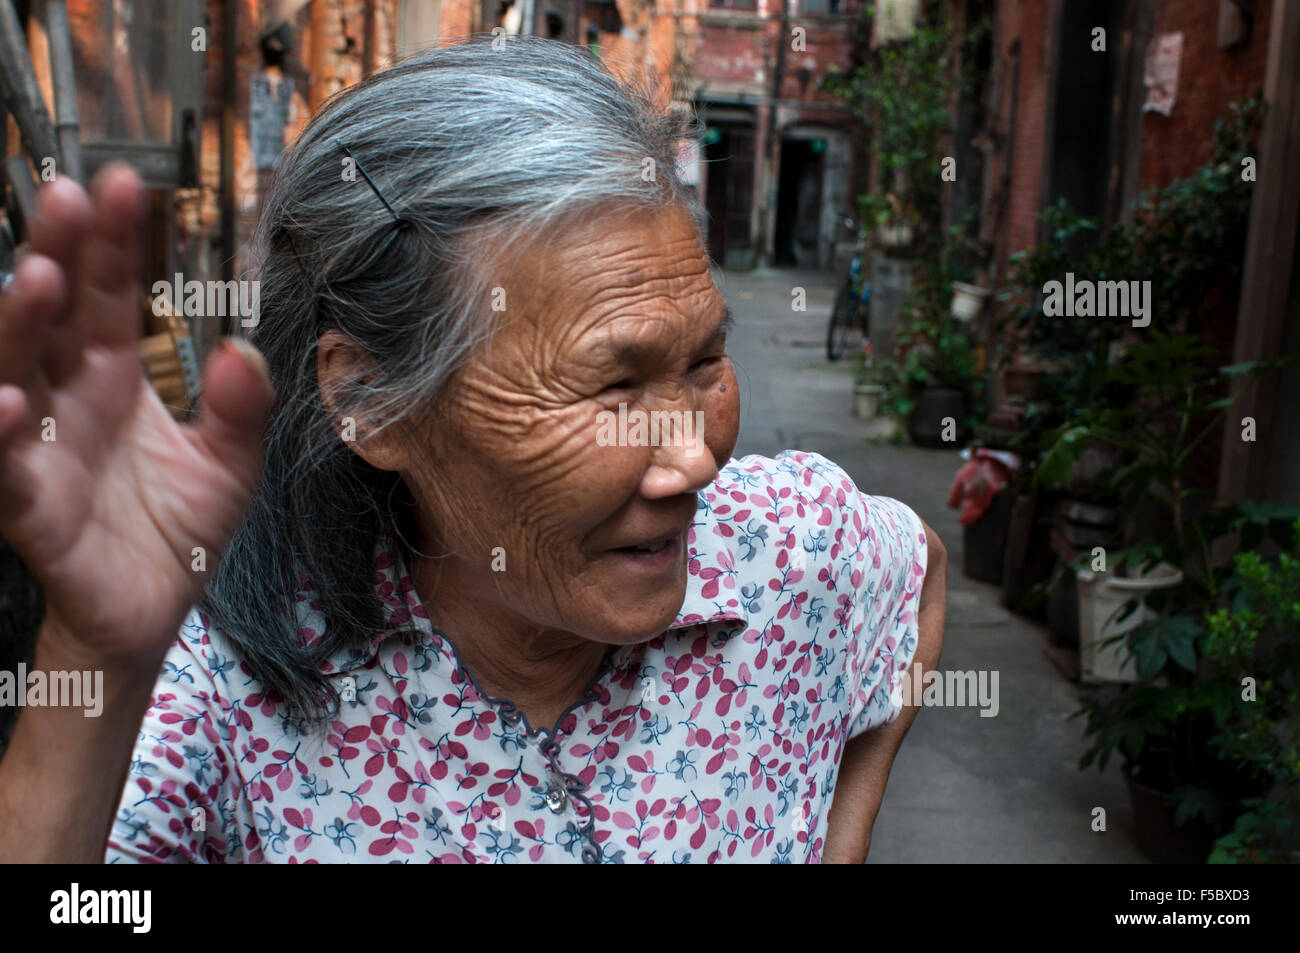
0,37,944,864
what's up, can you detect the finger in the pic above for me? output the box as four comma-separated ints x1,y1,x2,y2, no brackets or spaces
0,252,66,399
26,174,93,319
76,162,146,351
193,339,275,495
0,385,40,529
0,383,32,453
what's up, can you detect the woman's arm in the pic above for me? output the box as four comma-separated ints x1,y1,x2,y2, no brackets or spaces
822,517,947,863
0,621,164,861
0,167,272,862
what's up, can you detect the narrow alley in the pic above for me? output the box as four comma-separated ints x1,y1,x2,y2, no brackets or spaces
718,266,1147,863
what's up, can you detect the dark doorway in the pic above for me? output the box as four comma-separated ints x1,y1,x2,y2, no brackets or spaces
773,138,824,268
1045,0,1120,235
704,123,756,269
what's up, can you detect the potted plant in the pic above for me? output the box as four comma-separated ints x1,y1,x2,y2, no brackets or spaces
1075,510,1300,863
1204,530,1300,863
1037,326,1300,684
852,340,888,418
891,280,984,448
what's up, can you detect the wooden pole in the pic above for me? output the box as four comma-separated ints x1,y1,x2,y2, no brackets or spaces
362,0,376,78
41,0,83,183
0,0,60,168
1217,0,1300,503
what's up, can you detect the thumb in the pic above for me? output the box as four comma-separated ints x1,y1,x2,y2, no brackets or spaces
194,337,275,490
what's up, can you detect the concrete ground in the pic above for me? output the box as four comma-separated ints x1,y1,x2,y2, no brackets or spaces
714,266,1147,863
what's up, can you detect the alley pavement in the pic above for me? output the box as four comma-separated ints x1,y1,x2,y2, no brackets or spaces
715,266,1147,863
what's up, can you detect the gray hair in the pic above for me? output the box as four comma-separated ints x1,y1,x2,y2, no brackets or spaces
200,35,704,730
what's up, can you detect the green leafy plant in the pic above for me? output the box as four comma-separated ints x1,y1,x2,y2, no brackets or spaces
824,5,976,261
1074,514,1300,855
1203,538,1300,862
882,249,987,432
999,95,1263,478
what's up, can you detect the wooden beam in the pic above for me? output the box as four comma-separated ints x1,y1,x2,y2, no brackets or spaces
2,154,37,222
0,0,60,167
1217,0,1300,503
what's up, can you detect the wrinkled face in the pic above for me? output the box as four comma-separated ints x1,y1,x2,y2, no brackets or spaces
390,202,739,645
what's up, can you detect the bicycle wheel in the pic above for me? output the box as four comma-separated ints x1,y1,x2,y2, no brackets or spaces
826,276,857,361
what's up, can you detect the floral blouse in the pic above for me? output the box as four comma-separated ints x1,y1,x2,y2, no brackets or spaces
106,450,928,864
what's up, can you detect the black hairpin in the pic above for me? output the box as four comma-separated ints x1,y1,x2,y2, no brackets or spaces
335,137,407,228
278,139,412,327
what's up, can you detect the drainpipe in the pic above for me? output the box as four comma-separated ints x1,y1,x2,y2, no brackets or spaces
759,0,789,269
362,0,377,77
219,0,237,336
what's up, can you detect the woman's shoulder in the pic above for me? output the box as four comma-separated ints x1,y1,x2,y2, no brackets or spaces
139,608,261,744
701,450,923,550
686,449,926,611
716,449,851,495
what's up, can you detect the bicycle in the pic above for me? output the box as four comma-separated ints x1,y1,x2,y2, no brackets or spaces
826,216,872,361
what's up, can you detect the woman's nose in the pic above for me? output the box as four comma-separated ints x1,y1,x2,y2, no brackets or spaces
637,410,719,499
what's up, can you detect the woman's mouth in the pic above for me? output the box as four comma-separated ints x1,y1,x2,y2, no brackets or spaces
609,532,684,570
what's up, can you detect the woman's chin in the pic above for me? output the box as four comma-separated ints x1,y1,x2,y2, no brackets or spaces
581,544,690,643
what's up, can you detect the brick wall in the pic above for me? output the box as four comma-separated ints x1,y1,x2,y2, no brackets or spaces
1138,0,1270,191
999,0,1050,262
192,0,401,293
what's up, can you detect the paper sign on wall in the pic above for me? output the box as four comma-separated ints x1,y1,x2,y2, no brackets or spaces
1143,32,1183,117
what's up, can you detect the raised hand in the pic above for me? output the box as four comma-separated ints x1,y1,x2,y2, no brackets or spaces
0,164,274,676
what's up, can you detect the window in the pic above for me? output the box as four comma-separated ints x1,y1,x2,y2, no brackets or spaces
70,0,205,188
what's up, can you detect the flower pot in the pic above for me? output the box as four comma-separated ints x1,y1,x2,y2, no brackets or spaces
876,223,914,248
852,383,885,419
1001,359,1049,404
1126,774,1216,864
907,387,967,448
950,281,988,322
962,487,1013,584
1003,499,1056,617
1075,561,1184,683
1059,500,1120,549
1045,562,1079,647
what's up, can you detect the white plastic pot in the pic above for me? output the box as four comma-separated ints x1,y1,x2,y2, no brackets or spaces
853,383,886,419
876,223,914,248
1075,562,1184,683
950,281,989,322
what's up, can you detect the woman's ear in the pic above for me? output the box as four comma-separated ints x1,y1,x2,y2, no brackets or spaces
316,330,408,472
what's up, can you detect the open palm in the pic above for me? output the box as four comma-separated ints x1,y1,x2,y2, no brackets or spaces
0,165,273,673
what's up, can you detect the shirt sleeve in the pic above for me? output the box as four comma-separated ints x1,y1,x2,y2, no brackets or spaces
105,610,248,864
844,489,928,737
774,450,929,739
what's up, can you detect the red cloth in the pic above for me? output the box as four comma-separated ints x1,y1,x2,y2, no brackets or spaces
947,451,1015,526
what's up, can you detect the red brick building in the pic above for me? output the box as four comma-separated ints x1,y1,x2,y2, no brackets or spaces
975,0,1297,503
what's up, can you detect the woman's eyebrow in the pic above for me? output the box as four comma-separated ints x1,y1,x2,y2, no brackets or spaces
598,305,734,365
708,305,735,346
